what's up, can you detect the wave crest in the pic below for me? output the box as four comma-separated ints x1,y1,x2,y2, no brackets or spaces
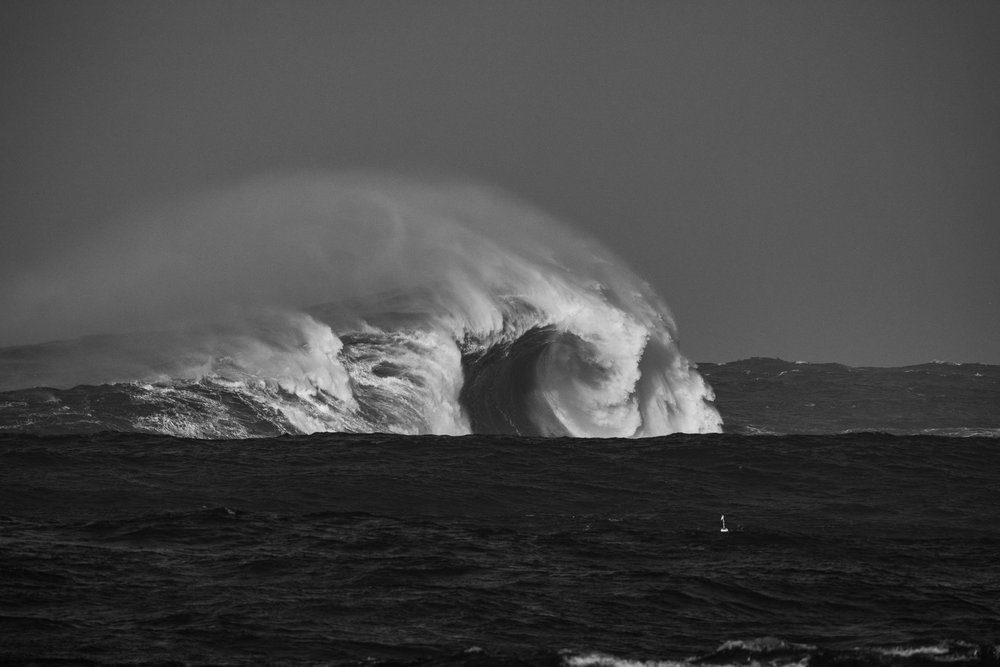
0,173,721,437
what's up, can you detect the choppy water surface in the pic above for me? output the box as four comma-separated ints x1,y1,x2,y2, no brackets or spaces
2,426,998,666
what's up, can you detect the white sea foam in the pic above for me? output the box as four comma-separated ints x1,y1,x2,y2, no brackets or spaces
564,652,693,667
563,650,812,667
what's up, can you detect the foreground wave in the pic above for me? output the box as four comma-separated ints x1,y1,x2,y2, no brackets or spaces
0,174,720,438
5,643,998,667
562,641,1000,667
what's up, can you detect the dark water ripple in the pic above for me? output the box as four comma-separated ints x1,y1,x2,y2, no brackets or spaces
2,432,999,665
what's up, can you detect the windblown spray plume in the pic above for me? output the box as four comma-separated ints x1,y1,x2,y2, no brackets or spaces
0,173,721,438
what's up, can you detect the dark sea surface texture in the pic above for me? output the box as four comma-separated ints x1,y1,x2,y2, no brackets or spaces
2,359,999,666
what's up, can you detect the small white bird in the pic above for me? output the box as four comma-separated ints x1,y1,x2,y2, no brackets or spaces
720,514,729,533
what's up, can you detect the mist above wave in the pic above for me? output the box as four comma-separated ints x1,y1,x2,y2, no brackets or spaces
0,173,721,437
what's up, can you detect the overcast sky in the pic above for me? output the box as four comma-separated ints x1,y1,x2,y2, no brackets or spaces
2,0,998,365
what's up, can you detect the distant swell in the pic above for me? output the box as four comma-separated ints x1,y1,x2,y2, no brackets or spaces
0,173,721,438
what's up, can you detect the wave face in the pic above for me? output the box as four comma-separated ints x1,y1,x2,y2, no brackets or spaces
0,173,721,438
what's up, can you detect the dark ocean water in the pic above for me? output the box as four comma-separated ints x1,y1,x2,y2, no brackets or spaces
2,359,999,666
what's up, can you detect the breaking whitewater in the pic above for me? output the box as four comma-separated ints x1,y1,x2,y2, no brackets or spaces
1,175,998,666
0,173,720,439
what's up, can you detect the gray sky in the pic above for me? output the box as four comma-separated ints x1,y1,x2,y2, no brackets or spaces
2,0,998,365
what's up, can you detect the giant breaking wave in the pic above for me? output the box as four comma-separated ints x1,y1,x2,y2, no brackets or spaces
0,173,721,438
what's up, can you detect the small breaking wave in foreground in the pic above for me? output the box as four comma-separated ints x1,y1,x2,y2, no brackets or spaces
562,639,1000,667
